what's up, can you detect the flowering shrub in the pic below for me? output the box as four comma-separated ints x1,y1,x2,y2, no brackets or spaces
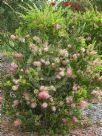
2,5,102,135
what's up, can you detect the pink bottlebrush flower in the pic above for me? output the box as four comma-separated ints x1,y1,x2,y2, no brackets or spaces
14,52,23,60
33,61,42,67
80,100,87,109
13,100,19,107
62,118,67,124
99,76,102,82
53,24,61,30
73,84,78,91
12,85,19,91
31,102,37,108
14,119,22,127
0,96,3,103
23,93,30,101
29,44,38,53
59,70,65,77
72,117,78,123
38,91,50,100
66,68,73,77
6,63,18,74
61,60,68,65
41,102,48,109
10,35,17,41
51,106,56,112
11,62,18,69
93,59,100,66
29,43,36,49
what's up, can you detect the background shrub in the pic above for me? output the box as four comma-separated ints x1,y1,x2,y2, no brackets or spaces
2,2,102,135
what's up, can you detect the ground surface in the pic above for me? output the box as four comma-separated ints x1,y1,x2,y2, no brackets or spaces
0,54,102,136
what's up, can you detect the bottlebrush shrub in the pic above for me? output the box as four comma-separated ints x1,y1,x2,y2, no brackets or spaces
2,6,102,135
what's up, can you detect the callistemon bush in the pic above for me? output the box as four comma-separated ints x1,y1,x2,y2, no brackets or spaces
3,6,102,134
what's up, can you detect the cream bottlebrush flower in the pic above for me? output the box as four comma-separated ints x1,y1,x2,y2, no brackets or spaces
50,85,56,91
90,50,97,55
39,86,48,92
33,36,41,43
12,85,19,91
54,58,60,64
43,44,49,52
56,74,61,79
45,61,50,66
66,96,73,104
19,37,25,43
59,49,69,58
12,79,19,85
67,44,72,48
26,101,30,105
72,53,80,60
10,34,17,41
33,61,42,67
81,48,85,53
41,102,48,109
72,84,80,91
49,97,54,102
51,106,56,112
